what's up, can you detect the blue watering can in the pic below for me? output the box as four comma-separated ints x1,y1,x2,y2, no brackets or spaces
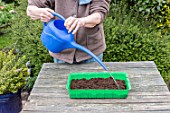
40,12,108,71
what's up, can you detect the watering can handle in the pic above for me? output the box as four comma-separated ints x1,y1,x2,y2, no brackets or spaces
43,12,66,26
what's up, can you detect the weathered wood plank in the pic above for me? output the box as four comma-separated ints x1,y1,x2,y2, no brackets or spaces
31,87,170,96
28,93,170,100
22,103,170,112
28,91,170,101
27,93,170,104
36,73,164,80
20,111,170,113
33,76,166,87
37,72,163,79
39,67,159,75
42,61,157,69
39,61,160,75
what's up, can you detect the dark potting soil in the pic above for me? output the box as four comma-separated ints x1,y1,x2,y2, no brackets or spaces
71,77,126,89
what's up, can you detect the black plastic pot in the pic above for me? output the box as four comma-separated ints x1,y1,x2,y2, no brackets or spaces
0,90,22,113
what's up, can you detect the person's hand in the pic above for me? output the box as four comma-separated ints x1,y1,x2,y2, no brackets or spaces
64,16,86,34
39,8,54,22
27,6,54,22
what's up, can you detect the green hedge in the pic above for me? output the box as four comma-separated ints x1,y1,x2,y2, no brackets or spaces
0,1,15,27
9,0,53,90
113,0,170,34
104,2,170,83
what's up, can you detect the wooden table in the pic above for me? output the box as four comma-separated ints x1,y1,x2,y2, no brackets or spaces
21,61,170,113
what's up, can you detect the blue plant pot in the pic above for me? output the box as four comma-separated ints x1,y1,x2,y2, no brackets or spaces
0,90,22,113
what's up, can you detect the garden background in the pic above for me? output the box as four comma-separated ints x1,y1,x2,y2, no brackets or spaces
1,0,170,92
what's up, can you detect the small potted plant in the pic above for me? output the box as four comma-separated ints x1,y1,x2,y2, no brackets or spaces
0,49,28,113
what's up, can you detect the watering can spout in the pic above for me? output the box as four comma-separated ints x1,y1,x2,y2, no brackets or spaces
70,42,108,71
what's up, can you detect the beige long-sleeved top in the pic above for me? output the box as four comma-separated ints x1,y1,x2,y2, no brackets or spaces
28,0,110,63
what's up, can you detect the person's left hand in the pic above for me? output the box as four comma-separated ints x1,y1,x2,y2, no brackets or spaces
64,16,86,34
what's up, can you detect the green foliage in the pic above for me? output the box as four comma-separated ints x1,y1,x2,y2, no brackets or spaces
9,0,53,90
0,31,15,49
104,2,170,83
0,49,28,94
0,0,15,26
127,0,167,20
157,3,170,34
23,76,37,92
117,0,170,34
12,16,53,78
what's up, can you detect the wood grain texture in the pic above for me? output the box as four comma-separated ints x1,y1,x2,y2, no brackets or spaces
21,61,170,113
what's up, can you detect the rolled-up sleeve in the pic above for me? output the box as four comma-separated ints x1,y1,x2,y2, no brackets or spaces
28,0,55,9
90,0,110,22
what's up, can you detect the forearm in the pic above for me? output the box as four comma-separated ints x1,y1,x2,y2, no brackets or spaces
81,12,101,28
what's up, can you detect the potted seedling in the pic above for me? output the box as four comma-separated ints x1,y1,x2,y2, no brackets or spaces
66,72,131,99
0,49,28,113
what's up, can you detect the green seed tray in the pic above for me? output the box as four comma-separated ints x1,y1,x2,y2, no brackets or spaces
66,72,131,99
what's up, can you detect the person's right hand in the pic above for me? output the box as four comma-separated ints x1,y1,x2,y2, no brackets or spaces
27,6,54,22
39,8,54,22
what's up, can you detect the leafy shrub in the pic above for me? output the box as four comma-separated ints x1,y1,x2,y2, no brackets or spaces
0,0,15,26
13,18,53,76
157,3,170,34
127,0,167,20
115,0,170,34
0,49,28,94
9,0,53,91
104,2,170,83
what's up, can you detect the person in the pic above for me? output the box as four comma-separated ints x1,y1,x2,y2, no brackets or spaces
26,0,110,64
